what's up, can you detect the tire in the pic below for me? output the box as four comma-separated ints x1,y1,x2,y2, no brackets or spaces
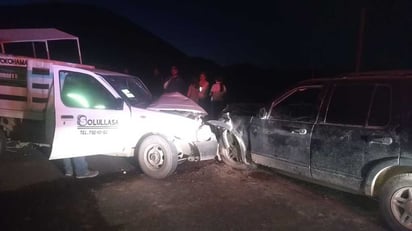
0,130,5,157
137,135,178,179
219,131,248,170
380,173,412,231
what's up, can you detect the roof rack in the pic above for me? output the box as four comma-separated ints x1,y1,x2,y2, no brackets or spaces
0,28,83,64
339,70,412,78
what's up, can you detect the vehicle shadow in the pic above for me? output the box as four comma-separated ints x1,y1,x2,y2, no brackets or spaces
246,165,386,228
0,177,122,230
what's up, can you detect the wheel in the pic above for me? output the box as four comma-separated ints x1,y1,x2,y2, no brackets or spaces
380,173,412,231
219,131,248,170
0,130,5,157
137,135,178,179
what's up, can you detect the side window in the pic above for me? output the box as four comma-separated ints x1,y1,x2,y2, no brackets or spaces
270,87,322,122
326,84,373,125
368,85,391,127
59,71,119,110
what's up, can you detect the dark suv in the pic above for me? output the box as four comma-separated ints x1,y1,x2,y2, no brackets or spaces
211,71,412,231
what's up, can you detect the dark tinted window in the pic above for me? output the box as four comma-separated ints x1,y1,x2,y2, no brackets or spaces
326,84,373,125
368,85,391,127
270,87,322,122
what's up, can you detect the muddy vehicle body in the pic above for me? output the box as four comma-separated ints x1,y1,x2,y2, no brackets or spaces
212,71,412,231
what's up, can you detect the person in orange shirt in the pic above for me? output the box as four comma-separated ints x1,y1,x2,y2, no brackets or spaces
209,76,227,119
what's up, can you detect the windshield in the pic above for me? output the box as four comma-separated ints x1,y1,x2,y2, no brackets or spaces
102,75,152,108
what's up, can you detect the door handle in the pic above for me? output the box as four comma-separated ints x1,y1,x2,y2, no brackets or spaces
370,137,393,145
291,128,307,135
61,115,74,119
361,135,393,145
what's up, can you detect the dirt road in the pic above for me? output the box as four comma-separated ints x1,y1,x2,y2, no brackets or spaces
0,149,389,230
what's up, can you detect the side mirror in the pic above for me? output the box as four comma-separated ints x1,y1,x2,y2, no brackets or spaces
258,107,268,119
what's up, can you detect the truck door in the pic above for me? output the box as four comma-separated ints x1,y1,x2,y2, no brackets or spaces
47,65,130,160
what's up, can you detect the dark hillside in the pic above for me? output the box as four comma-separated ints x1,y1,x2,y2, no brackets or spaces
0,3,195,82
0,2,320,103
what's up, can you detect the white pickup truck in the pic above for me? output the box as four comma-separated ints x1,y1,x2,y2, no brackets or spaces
0,28,218,179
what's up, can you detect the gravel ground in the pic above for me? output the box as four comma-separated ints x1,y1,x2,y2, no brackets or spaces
0,149,389,230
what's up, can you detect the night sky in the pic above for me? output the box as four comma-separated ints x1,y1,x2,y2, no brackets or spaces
4,0,412,72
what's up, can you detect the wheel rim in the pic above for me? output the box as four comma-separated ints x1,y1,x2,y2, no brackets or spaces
391,187,412,229
223,134,241,162
143,144,165,170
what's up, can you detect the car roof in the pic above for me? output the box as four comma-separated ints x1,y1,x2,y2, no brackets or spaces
299,70,412,86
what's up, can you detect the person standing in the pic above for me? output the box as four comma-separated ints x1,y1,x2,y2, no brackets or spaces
209,76,227,119
187,77,200,103
163,65,186,95
151,66,164,98
63,156,99,179
198,72,210,110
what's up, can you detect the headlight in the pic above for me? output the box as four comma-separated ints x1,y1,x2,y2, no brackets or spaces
196,124,215,141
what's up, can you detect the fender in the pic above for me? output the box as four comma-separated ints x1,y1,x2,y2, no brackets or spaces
207,120,232,130
223,129,248,159
363,158,399,196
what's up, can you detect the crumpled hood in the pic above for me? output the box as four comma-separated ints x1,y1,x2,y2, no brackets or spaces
147,92,208,117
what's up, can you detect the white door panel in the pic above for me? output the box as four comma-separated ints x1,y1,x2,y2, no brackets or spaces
48,65,130,160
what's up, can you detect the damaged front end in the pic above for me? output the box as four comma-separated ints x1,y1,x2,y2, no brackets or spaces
147,92,218,162
208,112,254,169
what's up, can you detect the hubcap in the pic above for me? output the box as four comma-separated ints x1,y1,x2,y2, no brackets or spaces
391,187,412,229
144,144,164,169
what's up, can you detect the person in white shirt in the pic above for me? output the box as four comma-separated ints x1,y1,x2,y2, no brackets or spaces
163,65,186,95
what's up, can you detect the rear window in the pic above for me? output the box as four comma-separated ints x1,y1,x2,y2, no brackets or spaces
326,84,373,126
368,85,391,127
325,84,391,127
